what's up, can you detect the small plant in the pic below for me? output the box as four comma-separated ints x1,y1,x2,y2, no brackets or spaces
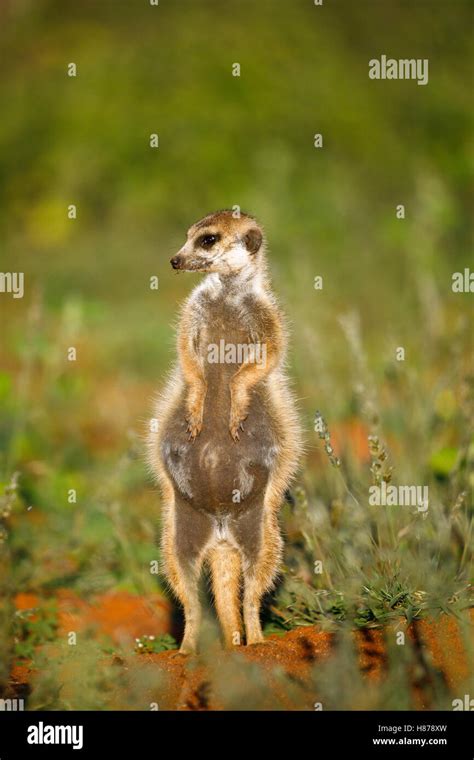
134,633,177,654
270,578,347,630
0,472,20,544
368,435,393,485
355,581,426,627
13,601,58,661
314,411,341,467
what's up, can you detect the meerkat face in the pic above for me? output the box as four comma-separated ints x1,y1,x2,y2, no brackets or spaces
170,210,263,274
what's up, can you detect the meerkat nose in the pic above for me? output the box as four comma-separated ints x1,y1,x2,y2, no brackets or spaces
170,256,182,269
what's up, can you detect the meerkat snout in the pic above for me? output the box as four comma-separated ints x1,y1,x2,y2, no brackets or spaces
170,255,182,269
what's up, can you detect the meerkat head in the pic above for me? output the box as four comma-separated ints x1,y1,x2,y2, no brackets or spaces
170,210,264,275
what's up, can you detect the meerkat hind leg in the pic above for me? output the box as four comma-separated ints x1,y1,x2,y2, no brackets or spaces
176,565,203,655
242,513,282,645
208,544,243,648
165,499,212,654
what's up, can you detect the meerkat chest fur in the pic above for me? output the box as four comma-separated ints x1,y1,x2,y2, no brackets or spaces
191,272,274,394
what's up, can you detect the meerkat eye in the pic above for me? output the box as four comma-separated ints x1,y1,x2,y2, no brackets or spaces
198,234,220,249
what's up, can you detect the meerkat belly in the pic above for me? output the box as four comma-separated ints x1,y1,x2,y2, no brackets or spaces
160,334,278,514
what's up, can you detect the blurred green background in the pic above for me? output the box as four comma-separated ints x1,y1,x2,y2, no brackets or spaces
0,0,472,709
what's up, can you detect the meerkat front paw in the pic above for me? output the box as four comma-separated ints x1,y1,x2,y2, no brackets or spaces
229,405,248,442
185,383,206,441
186,408,203,441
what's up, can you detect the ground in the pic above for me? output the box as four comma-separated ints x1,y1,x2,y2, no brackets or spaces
8,591,473,711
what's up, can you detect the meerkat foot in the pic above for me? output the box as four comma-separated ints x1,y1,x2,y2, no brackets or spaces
178,645,196,656
179,637,198,655
245,632,268,646
169,649,191,659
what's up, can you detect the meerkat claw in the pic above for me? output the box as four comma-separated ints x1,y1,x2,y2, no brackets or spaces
186,417,202,441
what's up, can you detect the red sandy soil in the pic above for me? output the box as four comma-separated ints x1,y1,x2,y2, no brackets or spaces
14,589,171,645
9,592,473,710
130,617,473,710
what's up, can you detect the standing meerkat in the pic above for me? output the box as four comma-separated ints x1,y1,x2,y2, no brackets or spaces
148,210,302,654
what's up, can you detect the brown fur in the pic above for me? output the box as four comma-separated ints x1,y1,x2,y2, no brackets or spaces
148,210,303,653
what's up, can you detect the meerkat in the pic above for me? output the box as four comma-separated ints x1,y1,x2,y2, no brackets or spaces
148,210,303,654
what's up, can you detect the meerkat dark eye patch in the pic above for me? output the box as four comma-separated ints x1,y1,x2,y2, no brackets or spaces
197,233,220,250
243,227,263,255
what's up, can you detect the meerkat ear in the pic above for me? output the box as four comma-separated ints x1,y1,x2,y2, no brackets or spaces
243,227,263,255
